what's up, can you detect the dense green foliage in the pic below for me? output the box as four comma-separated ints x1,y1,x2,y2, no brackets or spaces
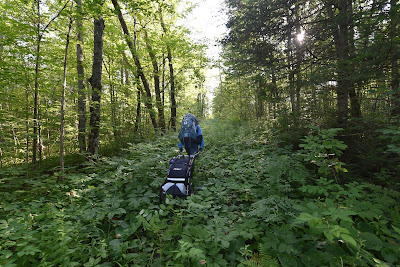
216,0,400,126
1,0,400,266
1,120,399,266
214,0,400,189
0,0,207,166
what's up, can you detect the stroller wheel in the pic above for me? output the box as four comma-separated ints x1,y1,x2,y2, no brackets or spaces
159,187,165,204
189,183,194,196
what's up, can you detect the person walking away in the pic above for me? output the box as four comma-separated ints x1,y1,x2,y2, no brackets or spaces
178,113,204,155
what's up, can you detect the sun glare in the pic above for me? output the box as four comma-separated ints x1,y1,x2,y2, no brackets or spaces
297,31,305,43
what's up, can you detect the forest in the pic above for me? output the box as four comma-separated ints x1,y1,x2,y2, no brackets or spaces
0,0,400,266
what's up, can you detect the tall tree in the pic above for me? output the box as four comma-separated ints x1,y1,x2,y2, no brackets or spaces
88,17,105,155
294,1,303,118
60,3,73,179
144,29,166,132
159,5,176,131
0,0,207,165
111,0,158,131
327,0,356,125
76,0,86,152
390,0,400,118
32,0,70,168
32,0,41,168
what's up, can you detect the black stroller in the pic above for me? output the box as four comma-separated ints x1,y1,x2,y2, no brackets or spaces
159,152,199,203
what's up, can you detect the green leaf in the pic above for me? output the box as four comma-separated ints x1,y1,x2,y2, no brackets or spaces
359,232,383,251
278,254,298,267
0,220,8,229
373,258,391,267
220,240,230,249
324,230,334,241
296,213,314,221
109,239,122,252
381,248,398,264
188,247,204,259
278,243,286,253
340,234,357,247
0,250,13,259
393,225,400,235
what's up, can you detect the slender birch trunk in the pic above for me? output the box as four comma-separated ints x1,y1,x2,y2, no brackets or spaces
60,4,73,181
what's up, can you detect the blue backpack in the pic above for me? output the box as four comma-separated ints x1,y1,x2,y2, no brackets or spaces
178,114,198,146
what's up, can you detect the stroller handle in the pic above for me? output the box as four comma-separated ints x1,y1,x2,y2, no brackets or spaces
178,151,201,158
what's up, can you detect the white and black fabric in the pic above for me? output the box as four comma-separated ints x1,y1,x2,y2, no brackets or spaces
161,156,195,199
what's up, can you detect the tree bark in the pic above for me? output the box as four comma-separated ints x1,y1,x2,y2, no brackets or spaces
197,93,205,118
287,19,296,115
162,53,166,107
88,17,105,155
25,70,29,177
347,0,361,119
327,0,353,126
32,0,69,167
122,51,142,133
111,0,158,131
134,84,143,132
271,70,278,120
159,6,176,131
32,0,41,169
144,30,166,133
60,5,73,180
167,46,176,131
295,2,302,118
105,59,119,140
76,0,86,153
349,88,361,118
390,0,400,118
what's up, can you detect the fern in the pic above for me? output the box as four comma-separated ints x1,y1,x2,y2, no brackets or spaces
244,244,280,267
249,195,295,223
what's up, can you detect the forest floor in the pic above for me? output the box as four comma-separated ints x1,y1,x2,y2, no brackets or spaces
1,119,400,267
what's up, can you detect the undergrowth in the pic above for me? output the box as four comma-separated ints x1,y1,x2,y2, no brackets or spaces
1,119,399,266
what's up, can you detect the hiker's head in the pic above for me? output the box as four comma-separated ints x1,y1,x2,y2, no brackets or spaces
184,113,198,123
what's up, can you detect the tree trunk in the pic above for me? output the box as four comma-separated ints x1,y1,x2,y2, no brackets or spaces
76,0,86,153
349,89,361,118
25,71,29,177
88,17,105,155
327,0,353,126
144,30,166,133
255,78,264,120
197,93,205,118
111,0,158,131
390,0,400,118
347,0,361,119
162,53,166,107
122,51,142,133
295,2,302,118
287,20,295,115
60,6,73,180
159,7,176,131
134,84,143,132
271,71,278,120
32,0,69,165
32,0,41,169
106,60,119,140
167,46,177,131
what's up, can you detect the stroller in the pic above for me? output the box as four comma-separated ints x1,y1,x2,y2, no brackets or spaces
159,152,199,203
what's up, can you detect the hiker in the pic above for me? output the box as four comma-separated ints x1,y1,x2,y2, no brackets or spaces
178,113,204,155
